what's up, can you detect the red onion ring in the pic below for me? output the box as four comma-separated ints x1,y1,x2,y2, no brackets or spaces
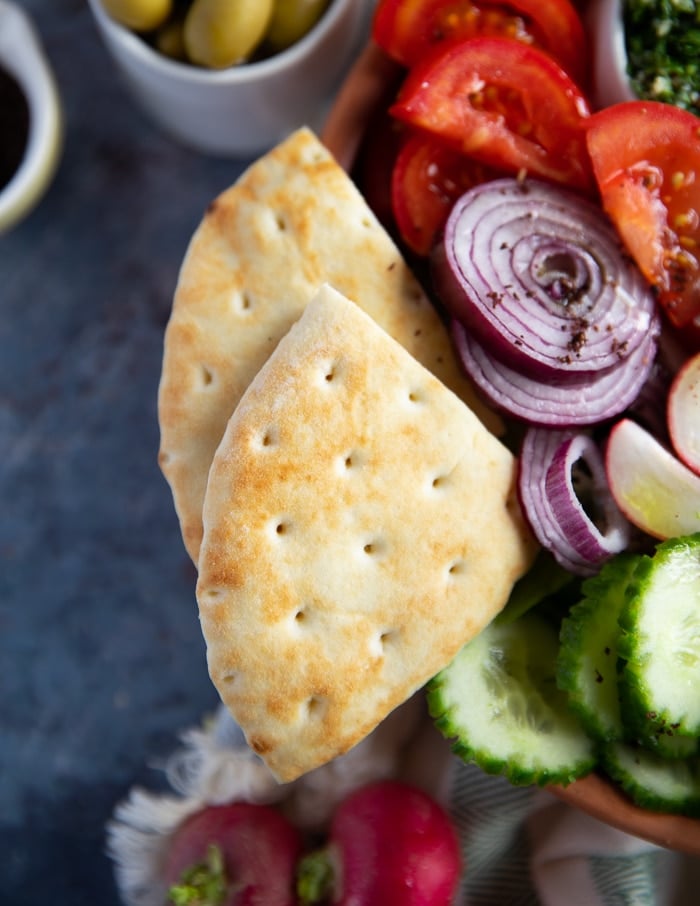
432,178,658,378
518,427,631,575
546,433,631,561
451,319,659,426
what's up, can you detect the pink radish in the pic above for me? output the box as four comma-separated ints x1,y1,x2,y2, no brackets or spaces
605,418,700,540
163,802,303,906
668,351,700,476
297,780,462,906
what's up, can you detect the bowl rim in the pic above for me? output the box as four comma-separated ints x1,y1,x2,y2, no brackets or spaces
86,0,358,85
549,772,700,855
321,37,700,858
0,0,63,233
585,0,637,109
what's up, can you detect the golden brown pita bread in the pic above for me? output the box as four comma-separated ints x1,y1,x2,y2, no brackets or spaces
158,127,501,563
197,284,536,782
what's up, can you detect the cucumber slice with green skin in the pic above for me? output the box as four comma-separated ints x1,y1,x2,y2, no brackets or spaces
557,553,640,743
428,614,597,787
618,533,700,740
602,741,700,817
646,732,699,760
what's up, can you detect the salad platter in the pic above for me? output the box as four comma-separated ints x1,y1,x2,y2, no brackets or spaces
113,4,700,902
321,3,700,857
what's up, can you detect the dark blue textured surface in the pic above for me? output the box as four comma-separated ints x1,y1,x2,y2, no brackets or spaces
0,3,255,902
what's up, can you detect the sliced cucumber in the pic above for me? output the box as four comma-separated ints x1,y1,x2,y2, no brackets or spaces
556,553,639,743
643,732,699,761
618,533,700,740
428,613,597,787
602,741,700,816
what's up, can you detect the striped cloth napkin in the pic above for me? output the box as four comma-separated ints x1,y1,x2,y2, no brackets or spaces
445,762,692,905
107,700,698,906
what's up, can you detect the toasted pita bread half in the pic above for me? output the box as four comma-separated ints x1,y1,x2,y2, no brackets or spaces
158,126,501,563
197,284,537,783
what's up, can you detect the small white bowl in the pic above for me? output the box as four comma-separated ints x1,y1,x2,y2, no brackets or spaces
586,0,637,110
86,0,370,158
0,1,63,234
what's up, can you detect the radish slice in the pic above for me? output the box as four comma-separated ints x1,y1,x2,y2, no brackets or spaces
605,418,700,539
668,352,700,476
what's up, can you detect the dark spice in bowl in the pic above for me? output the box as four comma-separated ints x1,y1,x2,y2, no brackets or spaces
0,65,30,190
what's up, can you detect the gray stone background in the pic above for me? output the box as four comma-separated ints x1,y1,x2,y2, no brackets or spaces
6,4,700,905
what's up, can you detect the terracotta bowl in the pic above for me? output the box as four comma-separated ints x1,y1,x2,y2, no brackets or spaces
321,40,700,858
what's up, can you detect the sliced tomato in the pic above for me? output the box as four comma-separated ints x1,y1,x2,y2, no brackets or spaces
586,101,700,339
355,111,405,232
391,131,501,255
372,0,588,87
389,37,593,192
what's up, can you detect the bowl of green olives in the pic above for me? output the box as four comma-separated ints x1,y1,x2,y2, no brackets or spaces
86,0,371,157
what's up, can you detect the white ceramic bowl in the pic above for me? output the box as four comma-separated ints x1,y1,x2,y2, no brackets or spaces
586,0,636,110
86,0,371,157
0,1,63,234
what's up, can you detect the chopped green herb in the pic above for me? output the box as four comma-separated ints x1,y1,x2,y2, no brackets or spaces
624,0,700,114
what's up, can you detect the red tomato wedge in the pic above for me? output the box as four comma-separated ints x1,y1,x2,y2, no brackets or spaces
356,116,405,234
391,131,502,254
586,101,700,341
389,37,593,192
372,0,588,88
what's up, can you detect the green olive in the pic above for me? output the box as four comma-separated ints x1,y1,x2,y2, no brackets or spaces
183,0,275,68
154,16,188,62
265,0,330,52
102,0,173,32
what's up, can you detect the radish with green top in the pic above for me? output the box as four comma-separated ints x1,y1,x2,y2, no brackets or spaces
297,780,462,906
164,802,303,906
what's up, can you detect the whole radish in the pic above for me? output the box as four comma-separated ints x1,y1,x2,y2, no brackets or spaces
163,801,304,905
297,779,462,905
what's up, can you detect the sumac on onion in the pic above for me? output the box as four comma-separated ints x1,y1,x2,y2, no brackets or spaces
432,177,661,426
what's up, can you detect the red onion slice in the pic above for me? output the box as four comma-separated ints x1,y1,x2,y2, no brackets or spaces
432,178,658,378
518,427,631,575
452,319,659,426
545,433,631,561
519,428,588,575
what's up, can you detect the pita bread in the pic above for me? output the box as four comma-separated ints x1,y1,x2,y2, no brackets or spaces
158,127,501,563
197,284,537,782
